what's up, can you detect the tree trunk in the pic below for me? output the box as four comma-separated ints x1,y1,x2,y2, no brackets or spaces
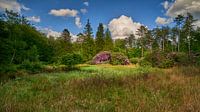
10,49,16,64
178,27,180,52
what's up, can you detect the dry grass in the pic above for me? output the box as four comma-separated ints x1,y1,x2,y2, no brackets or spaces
0,66,200,112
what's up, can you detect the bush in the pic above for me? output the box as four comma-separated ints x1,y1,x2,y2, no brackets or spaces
170,52,189,65
127,48,141,58
19,60,43,73
144,50,174,68
0,64,18,74
130,58,139,64
138,59,152,67
158,59,174,68
60,53,83,68
110,52,130,65
196,56,200,66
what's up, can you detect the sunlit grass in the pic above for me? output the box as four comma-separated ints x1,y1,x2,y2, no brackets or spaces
0,65,200,111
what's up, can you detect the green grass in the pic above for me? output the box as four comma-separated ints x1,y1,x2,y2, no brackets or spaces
0,65,200,112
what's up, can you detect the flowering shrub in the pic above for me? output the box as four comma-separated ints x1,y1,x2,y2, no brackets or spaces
92,51,111,64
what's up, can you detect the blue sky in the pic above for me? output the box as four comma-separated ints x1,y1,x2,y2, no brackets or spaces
20,0,165,33
1,0,199,39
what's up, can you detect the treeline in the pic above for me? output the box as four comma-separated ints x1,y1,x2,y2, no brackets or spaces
0,10,200,75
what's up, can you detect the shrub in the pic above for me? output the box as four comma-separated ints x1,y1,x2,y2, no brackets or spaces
127,48,141,58
0,64,17,74
19,60,43,73
170,52,189,65
110,52,130,65
130,58,139,64
196,56,200,66
158,59,174,68
60,53,83,68
92,51,111,64
138,59,152,67
144,50,174,68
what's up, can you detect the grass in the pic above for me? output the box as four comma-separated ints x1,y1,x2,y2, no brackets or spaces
0,65,200,112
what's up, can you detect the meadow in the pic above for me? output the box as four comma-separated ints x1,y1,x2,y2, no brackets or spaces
1,65,200,112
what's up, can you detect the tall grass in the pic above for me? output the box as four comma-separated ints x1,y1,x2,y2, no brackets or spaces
0,65,200,112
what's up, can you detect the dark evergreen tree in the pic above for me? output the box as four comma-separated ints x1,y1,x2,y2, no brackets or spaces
104,29,113,51
95,23,105,53
82,19,95,61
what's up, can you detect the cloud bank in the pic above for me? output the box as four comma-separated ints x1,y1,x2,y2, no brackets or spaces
27,16,41,23
155,17,172,25
49,9,78,17
0,0,30,12
83,2,89,6
157,0,200,26
108,15,142,40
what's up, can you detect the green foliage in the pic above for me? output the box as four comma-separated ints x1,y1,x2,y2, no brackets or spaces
104,29,113,51
110,52,130,65
130,58,139,64
0,64,17,74
0,11,51,64
60,53,83,68
19,60,43,73
172,52,189,65
139,58,152,67
127,48,142,58
95,23,105,53
144,51,174,68
82,19,96,61
159,59,174,68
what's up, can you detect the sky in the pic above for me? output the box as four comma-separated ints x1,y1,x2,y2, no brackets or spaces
0,0,200,39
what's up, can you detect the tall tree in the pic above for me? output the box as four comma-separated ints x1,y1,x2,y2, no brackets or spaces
145,30,154,52
104,29,113,51
126,34,136,48
174,14,184,52
182,13,196,56
58,29,72,53
95,23,105,53
82,19,95,61
160,26,170,51
136,25,148,57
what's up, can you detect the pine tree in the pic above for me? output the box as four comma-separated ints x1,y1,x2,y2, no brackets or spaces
59,29,72,53
104,29,113,51
127,34,135,48
174,15,184,52
82,19,95,61
182,13,196,56
136,25,148,57
95,23,105,53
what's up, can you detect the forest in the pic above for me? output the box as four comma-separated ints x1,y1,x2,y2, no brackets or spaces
0,9,200,111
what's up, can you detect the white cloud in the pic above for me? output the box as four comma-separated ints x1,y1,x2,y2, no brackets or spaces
75,17,82,28
0,0,30,12
80,8,87,14
49,8,82,28
162,1,171,10
108,15,142,40
83,2,89,6
155,17,173,25
38,27,78,41
49,9,78,17
39,27,61,38
27,16,41,23
71,33,78,42
21,4,30,11
165,0,200,27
